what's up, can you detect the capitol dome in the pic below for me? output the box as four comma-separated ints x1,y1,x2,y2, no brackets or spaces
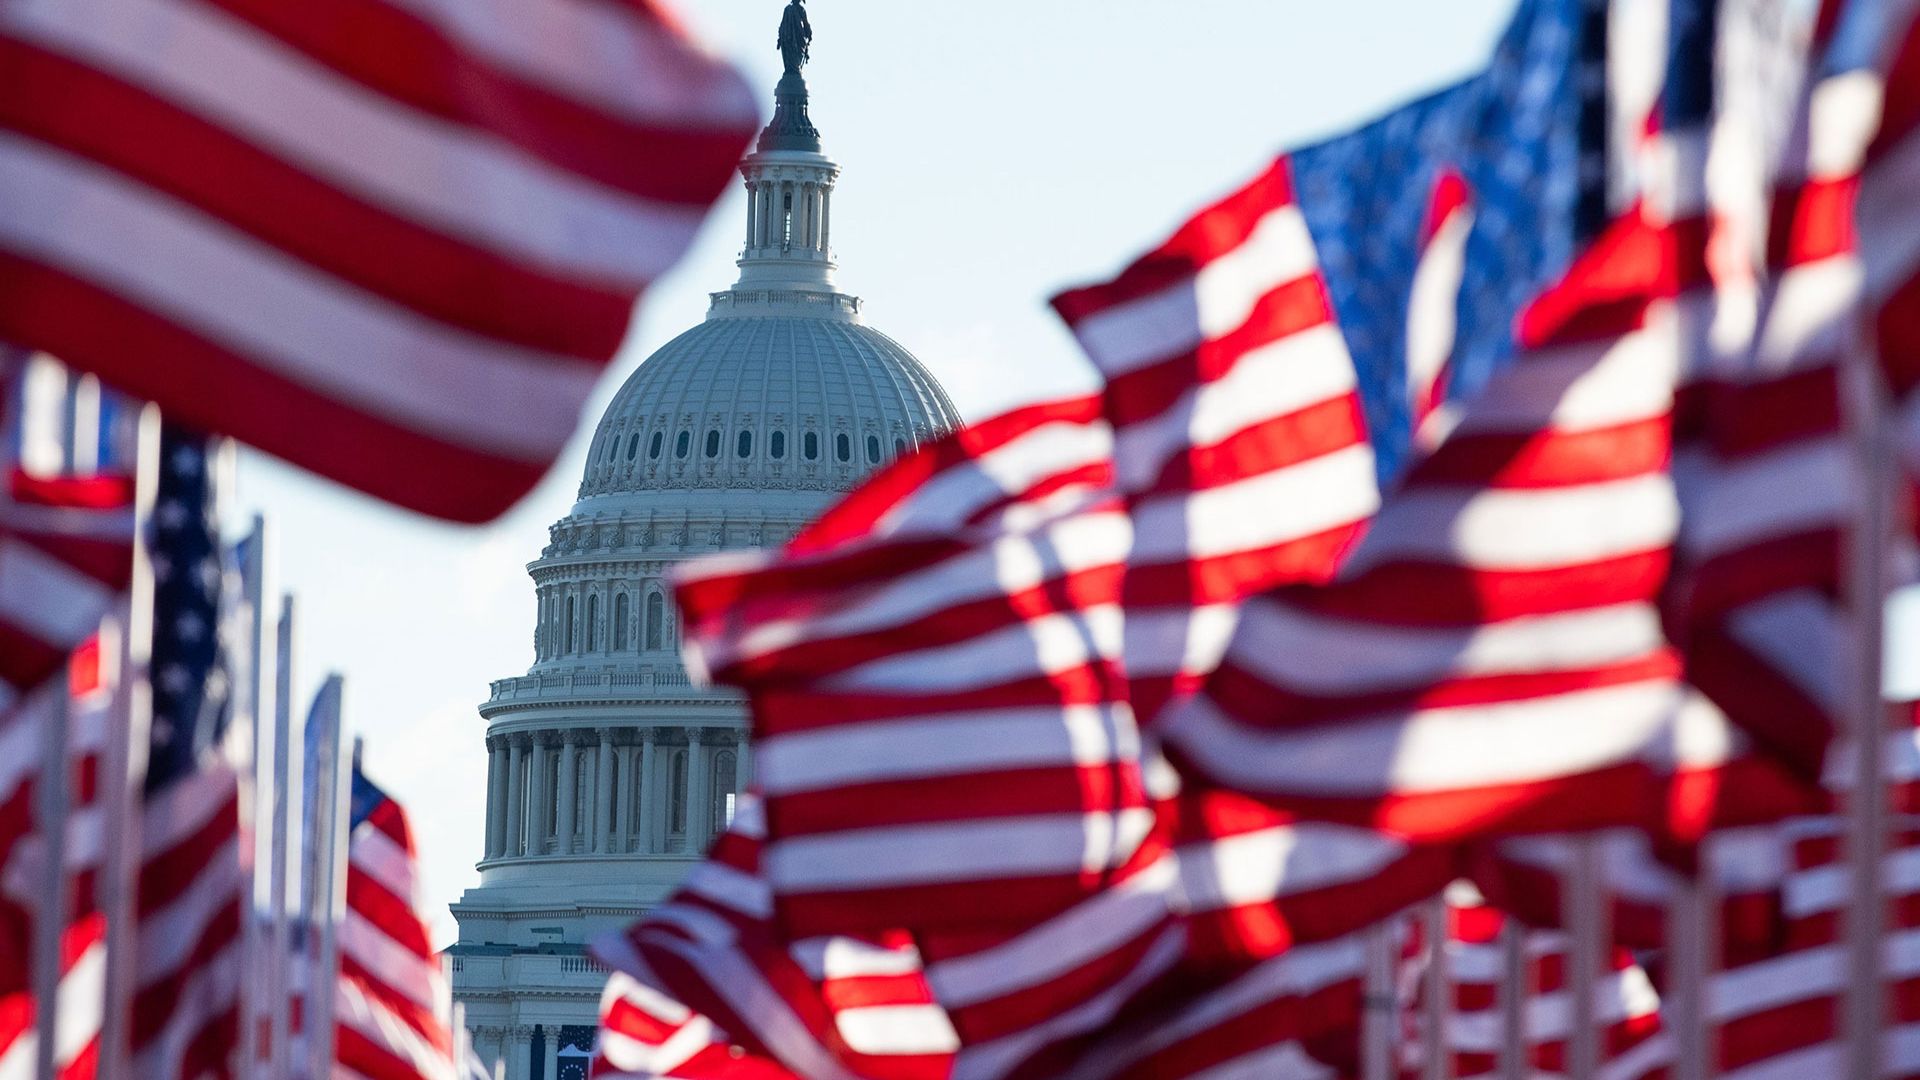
576,306,958,507
449,9,961,1074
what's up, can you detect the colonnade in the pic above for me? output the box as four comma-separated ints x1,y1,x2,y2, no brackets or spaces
482,726,750,861
745,177,832,254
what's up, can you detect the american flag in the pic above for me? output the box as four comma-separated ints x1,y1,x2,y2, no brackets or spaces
0,0,757,523
0,638,114,1080
334,758,460,1080
130,423,243,1079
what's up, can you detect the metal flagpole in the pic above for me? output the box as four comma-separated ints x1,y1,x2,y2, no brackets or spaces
306,677,349,1080
1666,834,1720,1080
1841,294,1894,1080
1496,918,1527,1080
95,404,160,1080
1362,918,1400,1080
1422,897,1452,1080
267,593,295,1080
227,501,264,1077
30,659,73,1080
1564,838,1606,1080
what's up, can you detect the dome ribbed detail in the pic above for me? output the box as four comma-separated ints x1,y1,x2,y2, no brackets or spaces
577,315,959,503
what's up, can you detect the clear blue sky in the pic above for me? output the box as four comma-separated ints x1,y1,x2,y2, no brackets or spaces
237,0,1521,944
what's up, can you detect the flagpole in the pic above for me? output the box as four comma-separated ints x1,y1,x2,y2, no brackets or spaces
1564,838,1606,1080
228,501,264,1078
1841,297,1894,1080
30,660,73,1080
95,404,160,1080
1496,918,1526,1080
1422,897,1452,1080
306,676,349,1080
267,594,295,1080
1362,918,1399,1080
1666,840,1719,1080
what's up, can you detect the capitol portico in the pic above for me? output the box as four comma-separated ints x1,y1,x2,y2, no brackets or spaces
446,6,961,1076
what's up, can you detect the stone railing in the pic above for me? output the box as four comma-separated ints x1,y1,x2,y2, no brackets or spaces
707,289,861,317
486,670,741,705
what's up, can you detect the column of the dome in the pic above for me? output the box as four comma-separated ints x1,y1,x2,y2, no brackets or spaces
744,181,758,250
613,737,636,852
685,727,710,854
593,728,617,854
527,735,552,854
483,737,505,859
556,731,581,854
503,735,526,857
639,728,660,853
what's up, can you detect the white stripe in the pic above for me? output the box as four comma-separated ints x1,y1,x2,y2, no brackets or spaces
1726,589,1843,715
1747,256,1863,376
0,533,116,643
138,763,237,858
1449,323,1678,438
375,0,756,130
1859,127,1920,303
2,0,709,284
1112,322,1356,489
336,976,457,1080
1406,204,1474,410
927,856,1178,1007
832,1005,960,1056
758,704,1139,796
1176,823,1411,911
827,604,1123,694
1071,205,1321,377
53,933,106,1069
1130,442,1380,563
641,934,864,1080
136,833,242,982
0,136,597,462
1808,71,1883,179
766,810,1159,893
127,938,242,1080
878,419,1114,538
1344,472,1678,574
1167,679,1736,798
725,509,1132,667
1784,847,1920,917
341,908,444,1015
791,936,926,982
350,820,418,905
1228,600,1666,696
1677,436,1850,558
682,858,772,920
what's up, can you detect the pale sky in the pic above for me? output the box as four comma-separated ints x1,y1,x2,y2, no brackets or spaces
234,0,1522,945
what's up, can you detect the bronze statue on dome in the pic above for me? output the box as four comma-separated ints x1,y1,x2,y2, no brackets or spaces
778,0,812,75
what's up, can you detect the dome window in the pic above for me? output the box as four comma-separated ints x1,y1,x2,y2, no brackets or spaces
771,431,787,459
626,433,639,461
585,594,599,651
737,430,753,458
836,433,851,462
614,593,630,651
895,437,907,456
650,432,664,459
675,431,691,458
705,430,721,458
804,432,819,460
866,435,881,463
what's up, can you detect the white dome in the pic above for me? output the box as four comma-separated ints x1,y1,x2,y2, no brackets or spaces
576,304,959,507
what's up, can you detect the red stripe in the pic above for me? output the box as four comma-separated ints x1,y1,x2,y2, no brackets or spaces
4,528,135,591
192,0,752,205
7,468,133,510
1870,11,1920,162
1134,393,1366,496
767,763,1147,839
346,864,434,960
336,1020,437,1080
0,38,636,358
1405,416,1672,490
0,251,552,523
1051,157,1296,323
1283,548,1671,625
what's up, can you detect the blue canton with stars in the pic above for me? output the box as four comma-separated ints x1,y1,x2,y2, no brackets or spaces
144,424,231,795
1287,0,1611,484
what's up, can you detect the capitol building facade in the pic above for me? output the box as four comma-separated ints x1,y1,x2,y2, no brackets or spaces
446,20,961,1078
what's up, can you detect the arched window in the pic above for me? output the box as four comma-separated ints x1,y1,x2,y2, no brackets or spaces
895,438,907,456
737,430,753,458
668,750,688,836
564,595,576,653
711,750,738,830
675,430,690,458
866,434,881,463
804,432,819,460
705,430,721,458
628,763,646,852
536,597,549,659
771,430,787,459
836,433,851,462
645,592,664,651
626,433,639,460
585,594,599,652
649,431,664,459
613,593,630,651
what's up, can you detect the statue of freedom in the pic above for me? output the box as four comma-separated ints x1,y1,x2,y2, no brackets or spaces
778,0,812,75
